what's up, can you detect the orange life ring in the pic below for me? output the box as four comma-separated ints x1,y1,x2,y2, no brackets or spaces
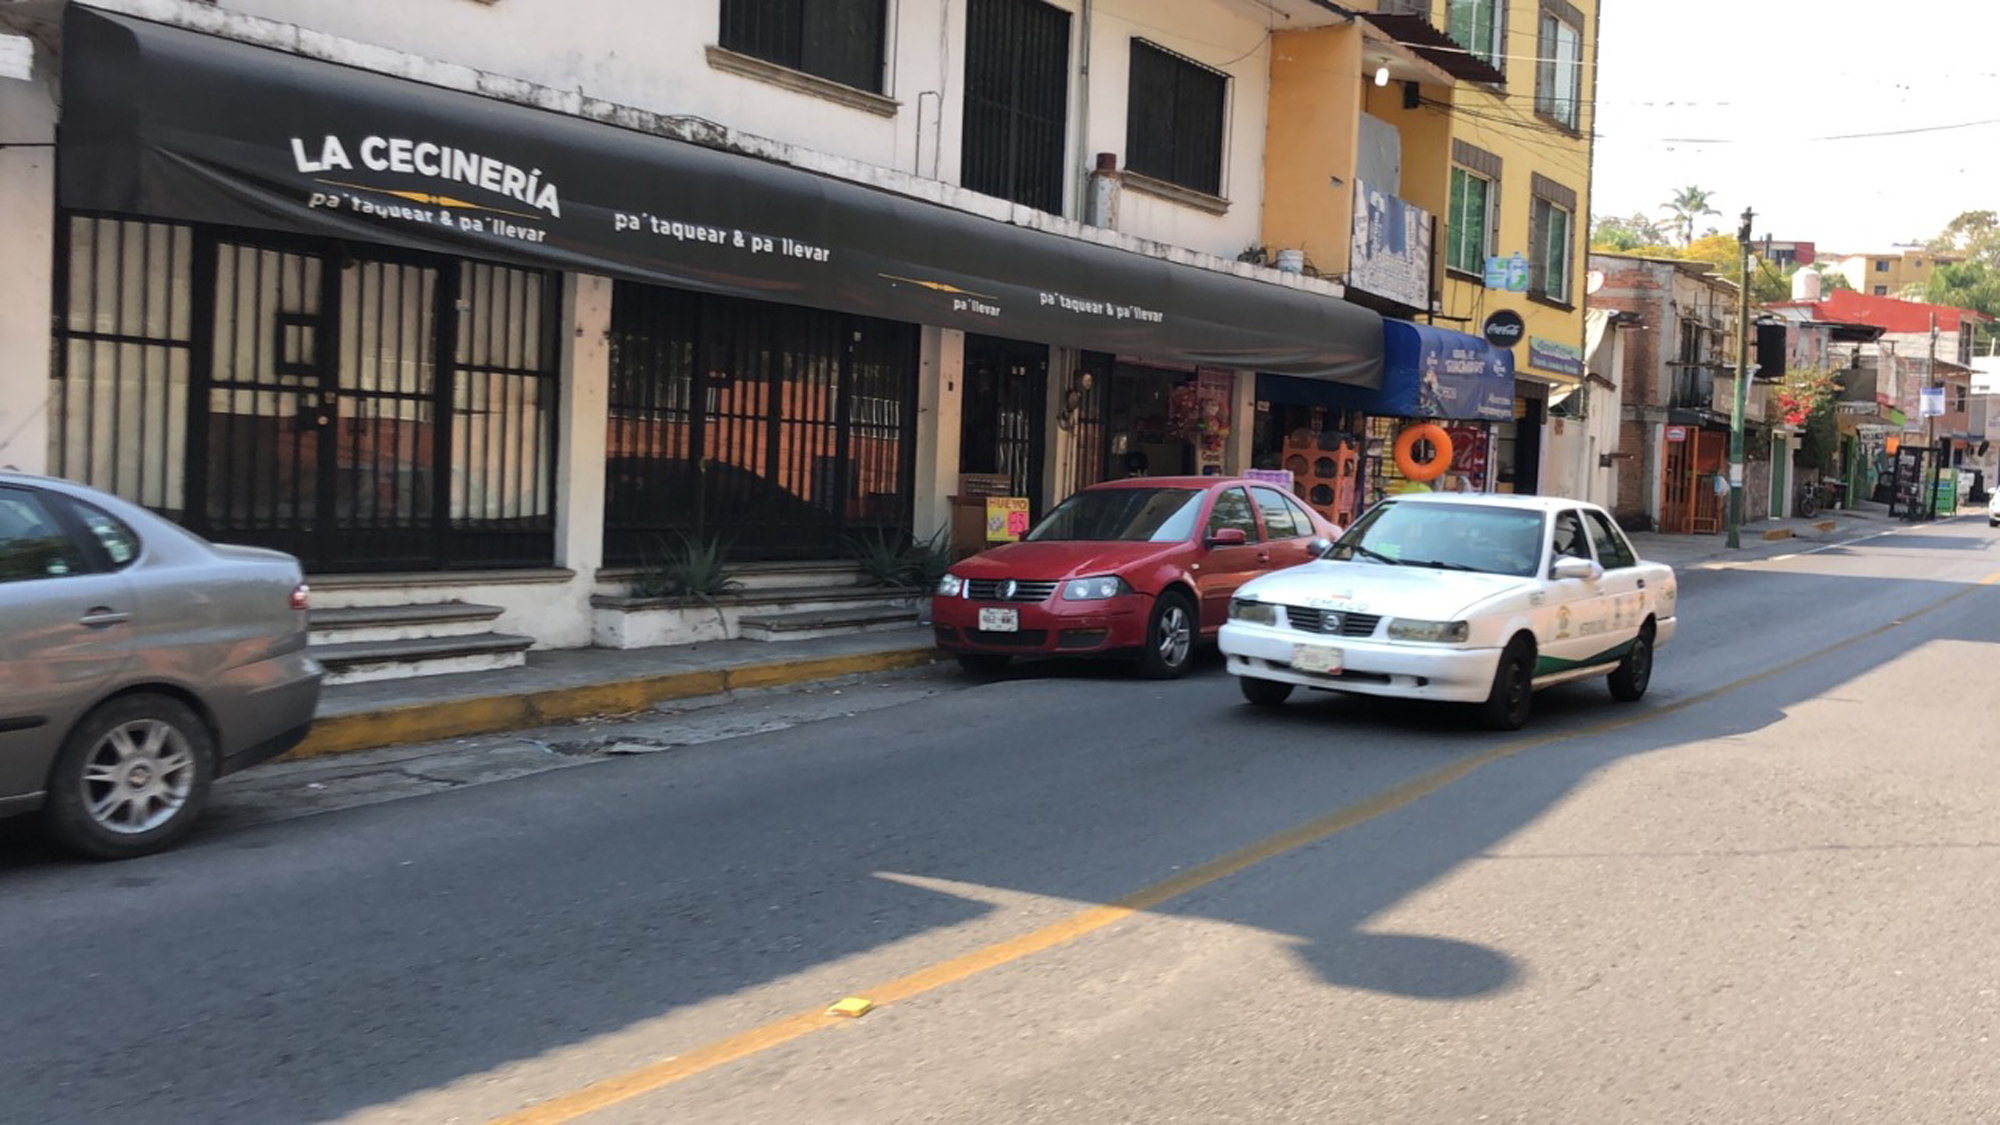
1393,423,1454,482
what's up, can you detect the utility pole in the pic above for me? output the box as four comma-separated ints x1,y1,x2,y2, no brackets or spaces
1927,312,1940,518
1727,206,1753,549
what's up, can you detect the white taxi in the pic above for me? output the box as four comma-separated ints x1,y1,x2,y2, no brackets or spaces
1218,494,1676,730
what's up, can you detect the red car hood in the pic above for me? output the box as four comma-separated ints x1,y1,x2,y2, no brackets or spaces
952,539,1184,580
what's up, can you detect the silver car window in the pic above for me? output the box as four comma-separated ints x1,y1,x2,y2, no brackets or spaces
58,499,143,569
0,488,85,582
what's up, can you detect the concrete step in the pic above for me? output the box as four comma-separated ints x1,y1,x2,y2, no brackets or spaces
738,606,922,642
591,586,921,615
311,633,534,686
728,560,875,591
307,602,505,646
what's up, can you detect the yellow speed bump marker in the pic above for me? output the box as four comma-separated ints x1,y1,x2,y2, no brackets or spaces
825,997,874,1019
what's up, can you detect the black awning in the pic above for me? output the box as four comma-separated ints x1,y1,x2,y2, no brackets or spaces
1356,13,1507,86
57,6,1382,385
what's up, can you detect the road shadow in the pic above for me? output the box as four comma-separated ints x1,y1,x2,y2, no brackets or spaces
2,553,1997,1123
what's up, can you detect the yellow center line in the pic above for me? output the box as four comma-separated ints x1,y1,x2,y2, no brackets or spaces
493,568,2000,1125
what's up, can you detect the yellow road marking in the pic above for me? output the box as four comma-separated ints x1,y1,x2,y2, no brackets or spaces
492,568,2000,1125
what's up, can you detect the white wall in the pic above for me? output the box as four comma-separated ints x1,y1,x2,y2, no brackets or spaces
0,48,56,474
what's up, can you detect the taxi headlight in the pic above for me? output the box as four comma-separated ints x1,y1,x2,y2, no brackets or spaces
936,574,965,598
1062,575,1130,601
1230,598,1279,625
1388,617,1470,643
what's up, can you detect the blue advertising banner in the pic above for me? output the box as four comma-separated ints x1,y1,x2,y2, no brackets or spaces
1380,321,1516,421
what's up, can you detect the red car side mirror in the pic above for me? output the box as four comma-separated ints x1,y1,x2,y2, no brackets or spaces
1207,527,1248,547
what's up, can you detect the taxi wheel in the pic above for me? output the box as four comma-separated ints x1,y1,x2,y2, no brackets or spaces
1608,625,1655,702
1239,677,1294,707
1477,637,1535,731
43,694,216,861
1137,592,1196,680
956,654,1011,677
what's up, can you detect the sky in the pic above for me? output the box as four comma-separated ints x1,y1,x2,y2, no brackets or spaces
1587,1,2000,255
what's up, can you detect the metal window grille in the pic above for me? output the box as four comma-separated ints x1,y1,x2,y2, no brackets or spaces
1125,40,1226,197
961,0,1071,214
52,216,196,517
604,281,918,563
719,0,887,92
52,214,558,572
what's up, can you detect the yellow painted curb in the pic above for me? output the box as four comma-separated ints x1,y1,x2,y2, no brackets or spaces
285,646,942,760
1761,528,1794,541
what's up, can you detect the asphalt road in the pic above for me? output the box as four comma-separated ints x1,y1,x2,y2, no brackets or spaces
4,518,1998,1125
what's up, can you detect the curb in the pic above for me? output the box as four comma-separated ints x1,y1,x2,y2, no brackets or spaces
284,646,945,760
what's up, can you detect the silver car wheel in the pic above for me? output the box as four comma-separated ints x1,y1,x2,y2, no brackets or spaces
81,719,197,835
1158,603,1193,668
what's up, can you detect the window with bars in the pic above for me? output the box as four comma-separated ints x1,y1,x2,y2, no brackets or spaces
1446,0,1504,73
1535,4,1583,130
1447,166,1494,275
718,0,887,93
961,0,1071,214
1125,40,1227,197
1530,176,1577,305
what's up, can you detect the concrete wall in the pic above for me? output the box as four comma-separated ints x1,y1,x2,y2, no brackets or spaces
1261,24,1361,275
0,40,56,474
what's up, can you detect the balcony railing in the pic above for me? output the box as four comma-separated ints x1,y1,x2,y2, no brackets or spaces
1670,367,1715,411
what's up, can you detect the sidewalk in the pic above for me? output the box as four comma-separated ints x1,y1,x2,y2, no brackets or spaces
1625,498,1914,570
292,626,943,760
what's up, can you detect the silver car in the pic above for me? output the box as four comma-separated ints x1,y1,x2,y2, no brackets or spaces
0,473,322,858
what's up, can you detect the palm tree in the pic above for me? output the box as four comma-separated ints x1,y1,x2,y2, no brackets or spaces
1662,186,1720,246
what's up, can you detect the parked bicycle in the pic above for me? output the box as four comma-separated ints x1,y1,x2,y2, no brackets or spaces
1796,478,1820,519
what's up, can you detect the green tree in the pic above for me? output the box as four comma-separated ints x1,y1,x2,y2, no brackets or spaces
1921,259,2000,321
1590,211,1671,251
1662,185,1721,246
1926,210,1999,268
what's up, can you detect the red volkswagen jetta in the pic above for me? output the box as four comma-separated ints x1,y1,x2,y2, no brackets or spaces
932,477,1339,678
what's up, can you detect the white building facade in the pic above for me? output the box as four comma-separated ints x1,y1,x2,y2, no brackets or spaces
0,0,1384,652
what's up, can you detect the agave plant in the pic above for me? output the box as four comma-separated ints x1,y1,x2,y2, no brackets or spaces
844,527,950,589
631,529,740,606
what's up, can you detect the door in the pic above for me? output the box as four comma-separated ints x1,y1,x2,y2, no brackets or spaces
1195,486,1267,631
1251,485,1321,568
1540,507,1609,669
0,485,132,802
1582,508,1648,660
962,336,1049,511
194,238,337,564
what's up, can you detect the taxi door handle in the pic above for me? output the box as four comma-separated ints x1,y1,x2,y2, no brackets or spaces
1256,552,1270,563
79,607,131,628
1636,579,1646,588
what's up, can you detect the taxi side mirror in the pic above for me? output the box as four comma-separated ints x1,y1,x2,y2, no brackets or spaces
1551,555,1603,582
1308,536,1335,558
1207,527,1248,547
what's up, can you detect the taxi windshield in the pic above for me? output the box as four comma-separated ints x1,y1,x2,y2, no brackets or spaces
1331,501,1545,577
1026,488,1204,542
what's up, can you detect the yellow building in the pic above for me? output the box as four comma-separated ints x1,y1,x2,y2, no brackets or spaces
1825,248,1960,298
1260,0,1596,498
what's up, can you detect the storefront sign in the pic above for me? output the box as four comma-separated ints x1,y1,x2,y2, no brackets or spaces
1481,309,1525,349
1666,425,1689,443
1920,387,1946,417
1484,254,1530,292
1527,336,1585,379
1380,322,1514,422
1244,468,1295,489
985,497,1031,542
1348,181,1433,311
59,8,1384,384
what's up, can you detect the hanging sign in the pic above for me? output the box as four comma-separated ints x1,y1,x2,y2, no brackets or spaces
1481,309,1525,349
985,497,1031,542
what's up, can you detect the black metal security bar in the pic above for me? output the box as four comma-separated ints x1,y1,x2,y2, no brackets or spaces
52,213,557,572
961,335,1049,509
962,0,1072,214
605,281,919,563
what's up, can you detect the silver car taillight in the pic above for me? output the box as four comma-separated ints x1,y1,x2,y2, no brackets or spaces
291,583,311,612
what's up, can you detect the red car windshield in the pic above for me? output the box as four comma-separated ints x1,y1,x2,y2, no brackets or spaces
1026,488,1204,543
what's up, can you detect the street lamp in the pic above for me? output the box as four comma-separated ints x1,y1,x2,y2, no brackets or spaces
1727,207,1753,549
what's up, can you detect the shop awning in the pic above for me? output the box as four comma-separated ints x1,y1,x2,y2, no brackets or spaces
56,6,1383,384
1257,321,1513,420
